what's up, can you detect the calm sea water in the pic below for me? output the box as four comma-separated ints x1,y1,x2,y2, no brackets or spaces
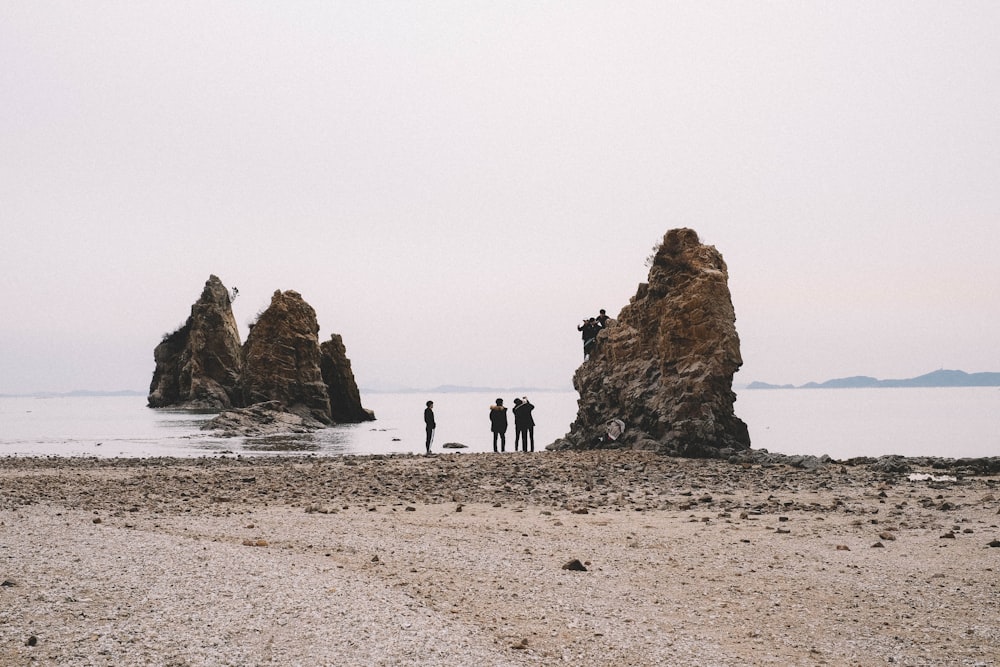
0,388,997,460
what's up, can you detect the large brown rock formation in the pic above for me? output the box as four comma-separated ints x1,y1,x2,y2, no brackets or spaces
149,278,374,430
240,290,333,424
320,334,376,423
551,228,750,457
147,275,242,409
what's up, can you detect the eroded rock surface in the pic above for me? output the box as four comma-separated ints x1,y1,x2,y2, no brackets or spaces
241,290,333,425
551,228,750,457
147,275,242,409
320,334,375,423
149,278,374,434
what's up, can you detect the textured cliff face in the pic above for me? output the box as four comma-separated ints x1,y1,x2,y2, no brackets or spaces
147,275,242,409
320,334,375,423
150,279,374,430
240,290,333,424
552,228,750,457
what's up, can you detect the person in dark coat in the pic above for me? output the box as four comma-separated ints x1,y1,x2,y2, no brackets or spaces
424,400,435,454
577,317,600,359
513,397,535,452
489,398,508,452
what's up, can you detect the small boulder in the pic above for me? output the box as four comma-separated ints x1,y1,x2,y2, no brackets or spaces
562,559,588,572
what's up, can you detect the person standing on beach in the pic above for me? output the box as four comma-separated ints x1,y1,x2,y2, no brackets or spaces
489,398,508,452
513,397,535,452
424,400,435,454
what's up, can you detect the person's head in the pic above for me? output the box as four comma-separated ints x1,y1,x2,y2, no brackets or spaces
600,309,606,315
496,398,503,405
589,317,596,323
426,400,433,408
513,398,522,406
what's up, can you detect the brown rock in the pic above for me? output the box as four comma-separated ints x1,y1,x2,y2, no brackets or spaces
147,275,243,408
319,334,375,423
149,278,375,433
551,228,750,457
241,290,332,424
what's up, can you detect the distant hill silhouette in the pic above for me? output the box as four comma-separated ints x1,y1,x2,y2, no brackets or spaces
747,369,1000,390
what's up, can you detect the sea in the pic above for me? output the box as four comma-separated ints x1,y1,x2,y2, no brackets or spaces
0,387,998,460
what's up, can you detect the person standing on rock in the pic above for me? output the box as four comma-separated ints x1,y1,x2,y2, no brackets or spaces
489,398,508,452
513,397,535,452
577,317,600,360
596,309,610,328
424,400,435,454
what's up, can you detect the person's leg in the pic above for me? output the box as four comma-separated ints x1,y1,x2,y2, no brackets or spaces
425,426,433,453
493,431,498,452
499,432,505,452
528,426,534,452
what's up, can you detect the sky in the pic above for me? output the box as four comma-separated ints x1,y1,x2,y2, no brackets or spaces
2,1,998,394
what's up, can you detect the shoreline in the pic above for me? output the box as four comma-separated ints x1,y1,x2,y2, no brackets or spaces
2,450,999,665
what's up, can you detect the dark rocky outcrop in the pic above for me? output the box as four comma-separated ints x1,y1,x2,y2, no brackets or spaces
551,228,750,458
147,275,242,409
200,401,327,437
320,334,375,423
240,290,333,425
149,278,373,433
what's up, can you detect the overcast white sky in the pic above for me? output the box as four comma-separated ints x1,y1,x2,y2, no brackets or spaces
2,1,998,394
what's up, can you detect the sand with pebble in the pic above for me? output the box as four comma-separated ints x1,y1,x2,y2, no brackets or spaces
2,451,998,666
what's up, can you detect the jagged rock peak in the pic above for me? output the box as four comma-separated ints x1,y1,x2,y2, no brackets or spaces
320,334,375,423
551,228,750,458
147,275,242,409
240,290,332,424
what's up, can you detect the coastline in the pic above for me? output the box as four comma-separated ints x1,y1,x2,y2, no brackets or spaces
2,451,998,665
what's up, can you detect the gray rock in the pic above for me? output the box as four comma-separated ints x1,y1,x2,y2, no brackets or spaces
201,401,327,436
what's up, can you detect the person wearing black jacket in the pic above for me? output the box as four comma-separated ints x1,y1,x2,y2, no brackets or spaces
489,398,508,452
577,317,601,359
513,397,535,452
423,400,435,454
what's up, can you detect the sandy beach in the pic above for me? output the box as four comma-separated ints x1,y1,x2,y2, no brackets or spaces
1,451,998,666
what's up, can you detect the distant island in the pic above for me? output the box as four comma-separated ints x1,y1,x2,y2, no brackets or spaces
748,369,1000,390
